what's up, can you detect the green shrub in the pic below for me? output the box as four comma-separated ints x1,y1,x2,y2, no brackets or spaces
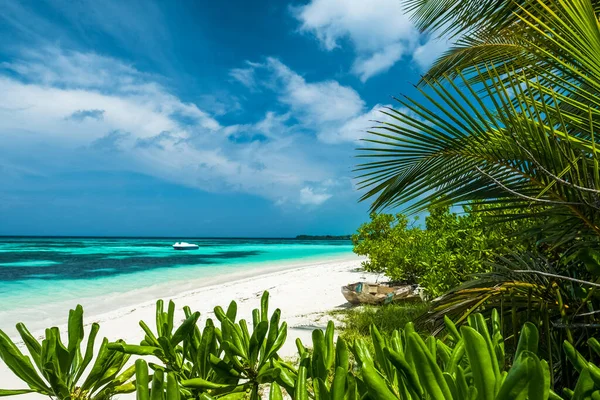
352,203,537,297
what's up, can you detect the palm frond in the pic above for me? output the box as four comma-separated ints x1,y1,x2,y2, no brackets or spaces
358,0,600,244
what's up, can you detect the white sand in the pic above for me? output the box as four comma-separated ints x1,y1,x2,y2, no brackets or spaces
0,255,378,397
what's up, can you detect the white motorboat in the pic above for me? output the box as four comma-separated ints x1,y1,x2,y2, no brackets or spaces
172,242,199,250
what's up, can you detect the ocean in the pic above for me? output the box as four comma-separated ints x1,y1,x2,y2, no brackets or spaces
0,237,354,330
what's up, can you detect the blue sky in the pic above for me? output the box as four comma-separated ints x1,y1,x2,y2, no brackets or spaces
0,0,448,237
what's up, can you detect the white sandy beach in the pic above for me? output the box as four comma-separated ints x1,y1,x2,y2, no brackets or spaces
0,255,377,396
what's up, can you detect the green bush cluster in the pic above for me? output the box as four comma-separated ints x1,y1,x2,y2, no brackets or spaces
2,293,600,400
352,204,535,297
335,302,428,344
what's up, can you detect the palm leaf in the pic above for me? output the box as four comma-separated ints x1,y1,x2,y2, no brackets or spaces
358,0,600,245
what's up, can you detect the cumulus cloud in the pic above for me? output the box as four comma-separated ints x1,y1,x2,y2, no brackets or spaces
293,0,451,80
319,104,386,143
352,44,405,83
0,48,344,208
229,58,406,149
299,186,332,205
266,58,365,123
412,34,453,70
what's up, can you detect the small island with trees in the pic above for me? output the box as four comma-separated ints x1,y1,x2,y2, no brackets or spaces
295,234,351,240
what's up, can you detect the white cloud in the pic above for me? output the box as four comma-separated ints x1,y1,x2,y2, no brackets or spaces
266,58,365,124
294,0,416,51
299,187,332,205
293,0,451,80
229,65,256,88
0,48,346,208
318,104,386,143
352,43,405,82
230,58,404,147
412,34,453,70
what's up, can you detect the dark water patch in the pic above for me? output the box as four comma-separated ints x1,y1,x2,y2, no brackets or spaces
0,250,263,281
0,240,89,248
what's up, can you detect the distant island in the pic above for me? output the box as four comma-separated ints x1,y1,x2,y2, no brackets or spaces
295,235,352,240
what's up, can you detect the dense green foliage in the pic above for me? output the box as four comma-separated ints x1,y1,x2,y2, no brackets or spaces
357,0,600,248
354,0,600,369
4,297,600,399
352,204,535,297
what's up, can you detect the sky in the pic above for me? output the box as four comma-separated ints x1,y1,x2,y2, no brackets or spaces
0,0,449,237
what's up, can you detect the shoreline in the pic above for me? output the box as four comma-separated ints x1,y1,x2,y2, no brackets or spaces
77,252,366,332
0,254,377,396
0,252,357,333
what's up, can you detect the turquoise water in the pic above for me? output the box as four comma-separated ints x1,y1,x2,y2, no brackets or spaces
0,237,353,326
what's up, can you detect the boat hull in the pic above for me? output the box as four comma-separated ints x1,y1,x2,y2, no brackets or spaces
172,246,199,250
341,282,418,305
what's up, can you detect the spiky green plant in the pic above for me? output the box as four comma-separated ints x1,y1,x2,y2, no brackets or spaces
0,305,135,400
109,292,287,400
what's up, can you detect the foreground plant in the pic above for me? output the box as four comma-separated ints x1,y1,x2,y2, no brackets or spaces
3,298,600,399
110,292,287,400
0,305,135,400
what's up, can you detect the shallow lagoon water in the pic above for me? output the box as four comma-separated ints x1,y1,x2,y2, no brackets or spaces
0,237,354,330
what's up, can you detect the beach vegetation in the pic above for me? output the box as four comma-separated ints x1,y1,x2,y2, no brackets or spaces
351,0,600,385
333,302,428,344
108,292,288,400
352,203,539,297
3,295,597,399
357,0,600,250
0,305,135,400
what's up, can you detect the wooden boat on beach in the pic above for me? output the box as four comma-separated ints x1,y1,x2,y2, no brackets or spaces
341,282,418,305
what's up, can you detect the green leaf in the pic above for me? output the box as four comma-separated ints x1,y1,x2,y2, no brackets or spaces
406,332,452,400
73,322,100,384
563,341,587,373
260,292,269,322
150,369,164,400
269,382,283,400
335,337,349,371
515,322,539,361
572,367,596,400
0,390,36,396
384,347,423,397
294,357,309,400
135,359,150,400
170,312,200,346
361,362,397,400
248,321,268,364
166,373,179,400
265,322,287,360
67,305,84,370
108,343,164,357
461,326,496,400
0,329,49,393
